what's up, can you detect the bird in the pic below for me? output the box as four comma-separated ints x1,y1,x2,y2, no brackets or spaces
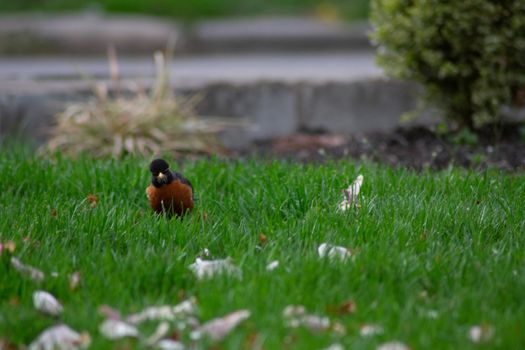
146,158,194,217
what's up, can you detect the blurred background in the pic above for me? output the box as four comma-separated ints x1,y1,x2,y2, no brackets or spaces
1,0,523,168
0,0,370,20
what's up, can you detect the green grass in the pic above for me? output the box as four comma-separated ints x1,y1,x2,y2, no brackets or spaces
1,150,524,349
0,0,370,21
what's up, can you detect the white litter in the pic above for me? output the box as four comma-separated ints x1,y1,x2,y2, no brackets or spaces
190,309,250,342
376,341,410,350
126,298,197,325
28,324,90,350
99,319,139,339
266,260,280,271
321,344,344,350
360,324,384,337
338,174,364,211
189,258,241,279
283,305,330,332
144,322,170,346
33,291,63,316
318,243,351,262
282,305,306,318
156,339,185,350
11,257,45,282
468,324,494,343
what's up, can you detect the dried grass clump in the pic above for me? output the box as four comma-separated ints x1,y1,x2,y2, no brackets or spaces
45,50,229,158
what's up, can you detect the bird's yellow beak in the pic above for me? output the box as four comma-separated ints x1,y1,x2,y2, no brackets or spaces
157,173,166,180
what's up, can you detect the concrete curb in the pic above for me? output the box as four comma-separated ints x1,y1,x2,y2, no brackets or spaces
0,78,422,148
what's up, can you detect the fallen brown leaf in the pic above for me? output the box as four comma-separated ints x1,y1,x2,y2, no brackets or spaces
338,300,357,315
0,337,18,350
4,241,16,254
87,194,98,208
259,233,268,245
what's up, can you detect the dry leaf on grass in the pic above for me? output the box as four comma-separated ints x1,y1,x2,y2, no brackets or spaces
288,314,330,332
99,319,139,340
283,305,333,333
126,298,197,325
0,337,17,350
28,324,90,350
360,324,384,337
33,291,63,316
283,305,346,335
266,260,279,271
86,194,98,208
190,309,250,342
11,257,45,282
156,339,185,350
338,175,364,211
321,344,344,350
258,233,268,245
282,305,306,318
98,305,121,320
0,241,16,255
468,324,494,343
318,243,352,262
144,322,170,346
376,341,410,350
189,258,241,279
338,300,357,315
69,272,81,291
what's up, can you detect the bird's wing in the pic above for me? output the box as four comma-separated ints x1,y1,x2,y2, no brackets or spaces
172,171,194,200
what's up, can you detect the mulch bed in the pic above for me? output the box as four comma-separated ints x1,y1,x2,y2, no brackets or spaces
244,124,525,171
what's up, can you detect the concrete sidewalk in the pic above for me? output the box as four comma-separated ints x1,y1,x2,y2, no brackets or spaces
0,52,381,84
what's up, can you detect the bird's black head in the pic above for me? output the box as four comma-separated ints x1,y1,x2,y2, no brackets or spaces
149,158,173,187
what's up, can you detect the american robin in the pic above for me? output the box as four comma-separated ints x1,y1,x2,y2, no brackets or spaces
146,159,194,217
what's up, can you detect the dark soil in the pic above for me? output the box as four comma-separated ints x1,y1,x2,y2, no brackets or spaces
245,124,525,171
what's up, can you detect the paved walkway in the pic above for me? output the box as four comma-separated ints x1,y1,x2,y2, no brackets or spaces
0,52,381,86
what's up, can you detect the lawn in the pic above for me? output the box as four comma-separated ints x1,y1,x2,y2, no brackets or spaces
0,150,524,349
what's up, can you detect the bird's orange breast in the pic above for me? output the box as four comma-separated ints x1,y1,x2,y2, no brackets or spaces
146,181,194,217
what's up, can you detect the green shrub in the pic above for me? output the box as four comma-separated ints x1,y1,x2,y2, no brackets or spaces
371,0,525,128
